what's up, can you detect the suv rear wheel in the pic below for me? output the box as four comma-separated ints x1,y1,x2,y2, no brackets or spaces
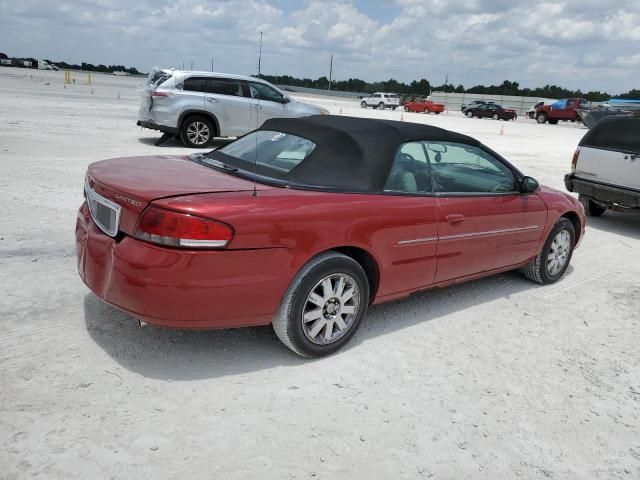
180,116,215,148
579,195,607,217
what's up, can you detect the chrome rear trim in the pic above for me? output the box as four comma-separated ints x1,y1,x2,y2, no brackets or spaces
85,178,121,237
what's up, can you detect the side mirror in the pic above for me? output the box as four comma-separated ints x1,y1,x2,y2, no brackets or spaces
281,97,291,104
520,176,539,193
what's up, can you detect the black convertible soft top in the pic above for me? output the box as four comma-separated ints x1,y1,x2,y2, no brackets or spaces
256,115,482,192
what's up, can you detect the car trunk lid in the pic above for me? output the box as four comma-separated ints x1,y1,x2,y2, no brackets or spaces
86,155,267,236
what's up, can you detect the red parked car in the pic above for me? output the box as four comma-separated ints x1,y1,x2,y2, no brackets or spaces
77,116,585,357
403,98,445,114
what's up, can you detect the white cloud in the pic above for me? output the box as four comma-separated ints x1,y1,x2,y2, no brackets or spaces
0,0,638,92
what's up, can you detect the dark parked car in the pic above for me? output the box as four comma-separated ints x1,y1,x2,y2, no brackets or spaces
465,104,517,120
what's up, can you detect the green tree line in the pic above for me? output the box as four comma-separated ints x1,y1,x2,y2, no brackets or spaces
257,75,638,101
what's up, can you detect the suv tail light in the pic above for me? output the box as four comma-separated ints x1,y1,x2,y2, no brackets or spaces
571,148,580,173
150,89,170,97
134,206,233,249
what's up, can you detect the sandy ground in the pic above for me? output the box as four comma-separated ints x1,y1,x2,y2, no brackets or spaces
1,68,639,480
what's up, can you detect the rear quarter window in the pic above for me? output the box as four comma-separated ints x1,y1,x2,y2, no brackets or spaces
580,117,640,154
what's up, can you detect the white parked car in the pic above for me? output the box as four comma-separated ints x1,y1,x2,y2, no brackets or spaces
360,92,400,110
565,116,640,215
137,68,329,147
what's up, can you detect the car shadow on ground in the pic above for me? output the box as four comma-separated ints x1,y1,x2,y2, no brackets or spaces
586,209,640,240
84,270,543,380
137,135,232,149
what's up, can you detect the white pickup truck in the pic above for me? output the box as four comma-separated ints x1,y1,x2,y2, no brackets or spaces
565,116,640,215
360,92,400,110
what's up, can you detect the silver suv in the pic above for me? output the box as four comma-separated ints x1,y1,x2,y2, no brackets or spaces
138,68,328,147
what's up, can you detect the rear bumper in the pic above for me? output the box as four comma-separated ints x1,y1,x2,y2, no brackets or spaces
565,174,640,208
137,120,178,135
76,203,291,329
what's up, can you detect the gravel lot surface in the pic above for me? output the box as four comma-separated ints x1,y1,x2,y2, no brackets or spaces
1,68,639,479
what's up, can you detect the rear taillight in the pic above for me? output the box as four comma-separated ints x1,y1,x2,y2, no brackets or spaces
134,206,233,249
150,90,170,97
571,148,580,173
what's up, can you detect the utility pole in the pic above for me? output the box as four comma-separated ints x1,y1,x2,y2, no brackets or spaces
190,59,193,70
328,54,333,93
211,58,214,72
444,73,448,89
258,31,263,76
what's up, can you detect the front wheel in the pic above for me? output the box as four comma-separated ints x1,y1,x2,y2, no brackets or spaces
273,252,370,358
378,102,385,110
361,101,367,108
404,106,410,112
522,218,575,284
492,113,499,120
579,195,606,217
536,112,548,124
466,110,474,118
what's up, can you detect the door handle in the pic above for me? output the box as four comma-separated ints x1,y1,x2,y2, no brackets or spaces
446,214,465,224
251,104,262,110
206,97,218,103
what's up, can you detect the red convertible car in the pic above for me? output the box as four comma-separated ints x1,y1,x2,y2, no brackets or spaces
404,98,445,114
77,116,584,357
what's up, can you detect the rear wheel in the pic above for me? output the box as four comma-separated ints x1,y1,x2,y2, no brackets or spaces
536,112,548,124
180,116,214,147
579,195,606,217
361,101,367,108
548,119,559,125
522,218,575,285
273,252,369,358
492,113,499,120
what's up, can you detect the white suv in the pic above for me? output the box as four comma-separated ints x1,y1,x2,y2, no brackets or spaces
137,68,328,147
360,92,400,110
565,116,640,215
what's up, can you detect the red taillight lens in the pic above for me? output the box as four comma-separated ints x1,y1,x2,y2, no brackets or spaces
134,206,233,249
150,90,170,97
571,148,580,173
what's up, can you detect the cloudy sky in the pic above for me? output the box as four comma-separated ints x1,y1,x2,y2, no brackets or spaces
1,0,638,93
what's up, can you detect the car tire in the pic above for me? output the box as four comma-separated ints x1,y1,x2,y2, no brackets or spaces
466,110,474,118
492,113,499,120
361,101,367,108
522,218,575,285
273,251,370,358
536,112,548,124
404,106,410,112
378,102,385,110
528,112,534,119
180,115,215,148
579,195,606,217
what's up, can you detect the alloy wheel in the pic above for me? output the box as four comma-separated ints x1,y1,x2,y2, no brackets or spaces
301,273,360,345
186,122,210,146
547,230,571,276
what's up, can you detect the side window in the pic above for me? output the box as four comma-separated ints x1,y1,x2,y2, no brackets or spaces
248,82,285,103
427,142,517,194
206,78,243,97
182,77,208,92
384,142,432,194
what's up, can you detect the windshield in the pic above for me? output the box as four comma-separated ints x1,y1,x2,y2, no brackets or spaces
210,131,316,179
